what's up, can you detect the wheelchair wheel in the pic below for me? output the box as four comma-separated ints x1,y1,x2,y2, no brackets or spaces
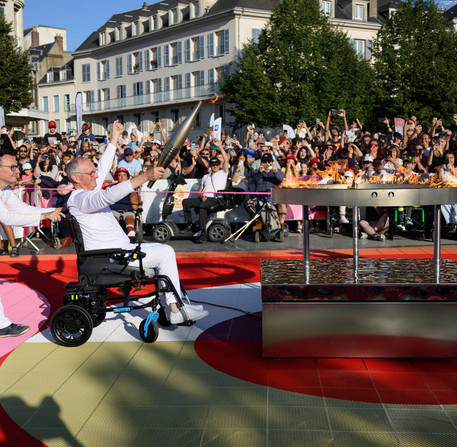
208,223,227,242
153,224,171,242
53,237,61,250
50,305,93,347
139,319,159,343
275,230,285,242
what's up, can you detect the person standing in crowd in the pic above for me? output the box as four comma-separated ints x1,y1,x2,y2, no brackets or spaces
44,121,61,145
75,123,96,149
0,149,64,337
118,147,142,177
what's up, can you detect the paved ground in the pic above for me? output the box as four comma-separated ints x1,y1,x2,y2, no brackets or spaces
1,231,457,446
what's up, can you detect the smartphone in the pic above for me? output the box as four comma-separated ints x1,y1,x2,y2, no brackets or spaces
331,110,341,116
191,143,196,150
316,118,320,125
249,139,254,145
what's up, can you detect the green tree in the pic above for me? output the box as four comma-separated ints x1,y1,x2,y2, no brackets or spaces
220,0,375,128
372,0,457,123
0,16,33,114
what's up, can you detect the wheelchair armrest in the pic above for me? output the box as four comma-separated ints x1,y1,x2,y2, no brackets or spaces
78,248,128,258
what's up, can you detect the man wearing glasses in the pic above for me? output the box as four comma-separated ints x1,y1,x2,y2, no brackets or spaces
66,121,208,325
0,150,64,337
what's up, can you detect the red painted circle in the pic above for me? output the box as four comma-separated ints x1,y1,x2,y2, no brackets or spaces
195,314,457,405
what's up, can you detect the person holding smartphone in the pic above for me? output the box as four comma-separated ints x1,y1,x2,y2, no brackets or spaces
75,123,96,148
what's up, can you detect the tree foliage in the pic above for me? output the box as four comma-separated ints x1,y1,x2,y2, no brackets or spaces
220,0,375,128
372,0,457,123
0,16,33,114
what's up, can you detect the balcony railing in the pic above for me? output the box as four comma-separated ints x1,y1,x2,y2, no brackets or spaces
81,83,218,113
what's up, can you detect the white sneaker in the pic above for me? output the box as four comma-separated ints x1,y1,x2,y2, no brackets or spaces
360,232,368,239
182,298,204,311
339,216,350,225
127,230,136,237
169,306,209,324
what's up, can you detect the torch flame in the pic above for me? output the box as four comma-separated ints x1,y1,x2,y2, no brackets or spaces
279,160,457,189
206,93,224,104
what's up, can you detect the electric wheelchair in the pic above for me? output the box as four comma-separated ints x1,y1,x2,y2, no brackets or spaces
50,213,190,347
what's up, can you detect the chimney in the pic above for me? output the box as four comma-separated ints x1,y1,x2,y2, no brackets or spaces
55,34,63,50
369,0,378,17
31,26,39,47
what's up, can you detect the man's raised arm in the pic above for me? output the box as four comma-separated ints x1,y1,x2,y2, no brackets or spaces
95,121,124,190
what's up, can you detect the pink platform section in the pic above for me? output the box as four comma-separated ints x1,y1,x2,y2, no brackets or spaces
0,281,50,357
285,204,327,220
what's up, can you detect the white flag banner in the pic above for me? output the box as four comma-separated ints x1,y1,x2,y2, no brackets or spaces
75,92,83,134
283,124,295,139
394,118,405,136
213,117,222,140
0,106,5,128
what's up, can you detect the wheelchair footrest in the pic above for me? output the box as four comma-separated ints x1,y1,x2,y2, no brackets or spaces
177,320,195,327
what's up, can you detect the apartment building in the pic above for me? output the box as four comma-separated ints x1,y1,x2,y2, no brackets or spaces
65,0,273,139
36,0,385,138
0,0,24,48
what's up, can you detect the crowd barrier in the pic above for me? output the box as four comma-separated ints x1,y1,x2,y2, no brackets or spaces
4,181,302,239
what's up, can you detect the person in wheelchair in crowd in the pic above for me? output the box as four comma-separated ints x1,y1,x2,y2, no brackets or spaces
66,120,208,325
109,167,140,238
181,139,229,243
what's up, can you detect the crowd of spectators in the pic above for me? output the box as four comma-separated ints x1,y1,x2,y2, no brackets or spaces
3,108,457,247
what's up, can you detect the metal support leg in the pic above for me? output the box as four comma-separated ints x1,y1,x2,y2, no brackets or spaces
434,204,441,283
353,206,359,284
302,205,310,285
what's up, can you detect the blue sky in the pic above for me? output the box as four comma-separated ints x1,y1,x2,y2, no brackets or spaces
23,0,453,52
23,0,160,51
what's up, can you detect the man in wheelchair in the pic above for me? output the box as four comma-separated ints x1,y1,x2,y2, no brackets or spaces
66,121,208,325
110,167,139,238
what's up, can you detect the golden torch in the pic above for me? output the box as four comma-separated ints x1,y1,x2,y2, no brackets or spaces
147,95,222,188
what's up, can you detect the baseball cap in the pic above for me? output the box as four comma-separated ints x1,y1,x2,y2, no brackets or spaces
124,147,133,155
261,153,274,163
115,167,130,180
209,157,220,165
363,154,374,163
22,162,32,170
48,121,56,129
152,139,162,145
286,153,296,160
310,158,320,164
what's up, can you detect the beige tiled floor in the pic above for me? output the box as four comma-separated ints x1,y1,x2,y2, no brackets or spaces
2,340,457,447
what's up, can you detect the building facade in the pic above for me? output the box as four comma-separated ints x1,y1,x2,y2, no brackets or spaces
36,0,384,139
0,0,24,48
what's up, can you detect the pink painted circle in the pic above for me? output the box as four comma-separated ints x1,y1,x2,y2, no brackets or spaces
0,280,50,358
